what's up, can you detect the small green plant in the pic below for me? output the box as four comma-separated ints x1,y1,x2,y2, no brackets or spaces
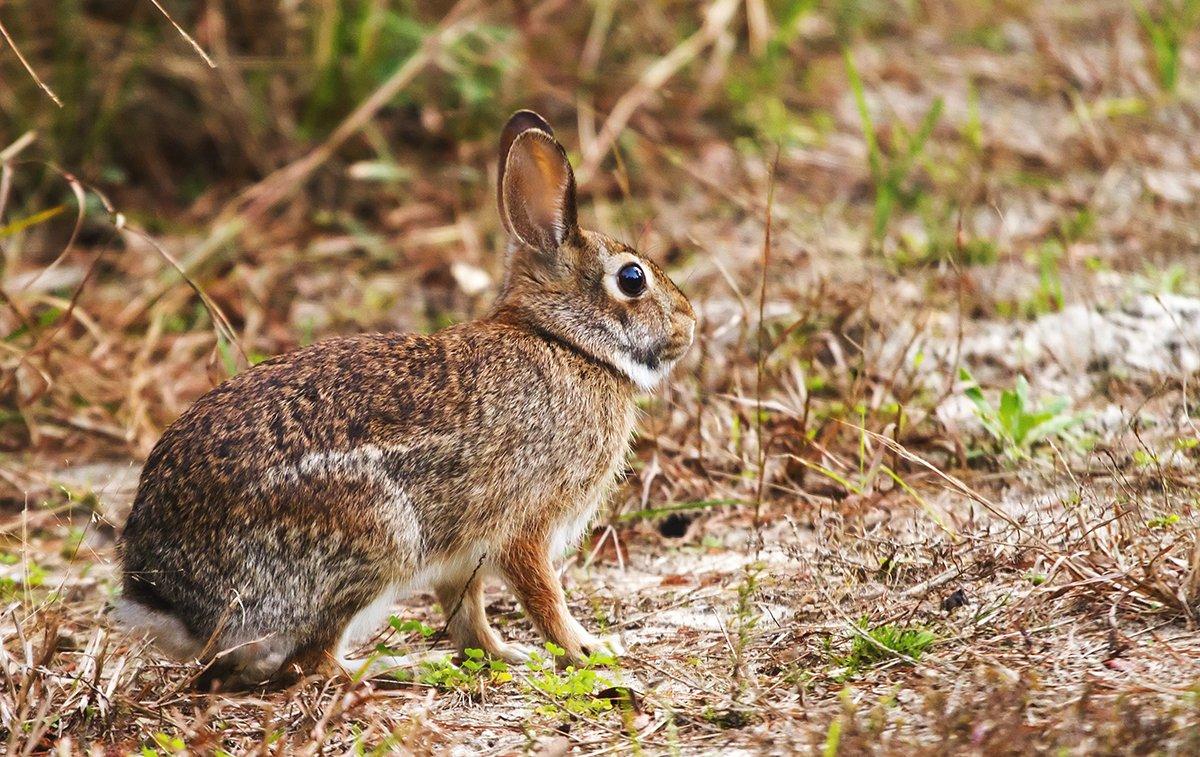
1135,0,1200,93
1147,513,1181,529
377,616,508,687
392,647,511,690
1058,208,1096,243
731,563,762,701
893,197,998,268
141,733,186,756
1138,262,1197,295
1029,240,1065,315
524,643,621,718
373,616,436,667
60,527,89,560
960,369,1085,460
388,616,436,639
411,656,465,688
0,559,46,600
845,49,944,247
1133,449,1160,467
995,238,1074,319
726,0,824,149
822,710,843,757
461,647,512,681
835,619,935,678
411,649,512,689
304,9,515,141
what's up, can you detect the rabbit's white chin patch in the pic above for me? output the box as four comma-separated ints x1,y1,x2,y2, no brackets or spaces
610,353,674,391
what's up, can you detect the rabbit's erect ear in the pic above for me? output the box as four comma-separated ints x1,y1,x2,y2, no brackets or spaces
498,112,578,252
497,110,555,219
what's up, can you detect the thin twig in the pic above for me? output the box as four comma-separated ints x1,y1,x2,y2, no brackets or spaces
430,553,487,646
0,19,61,107
752,149,779,556
145,0,215,68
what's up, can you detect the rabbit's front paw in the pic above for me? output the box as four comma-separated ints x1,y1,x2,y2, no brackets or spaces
573,623,625,661
583,632,625,658
490,642,535,665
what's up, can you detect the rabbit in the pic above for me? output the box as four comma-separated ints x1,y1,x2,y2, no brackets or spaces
115,110,696,690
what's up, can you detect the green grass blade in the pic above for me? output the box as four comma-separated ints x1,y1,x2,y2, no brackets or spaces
0,205,66,238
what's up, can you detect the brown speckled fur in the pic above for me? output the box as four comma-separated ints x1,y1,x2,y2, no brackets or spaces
116,111,695,689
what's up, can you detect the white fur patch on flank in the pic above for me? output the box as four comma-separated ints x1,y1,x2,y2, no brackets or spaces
262,444,395,488
259,444,422,559
339,584,400,651
609,353,674,391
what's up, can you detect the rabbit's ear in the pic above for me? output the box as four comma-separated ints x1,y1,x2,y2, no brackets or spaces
499,113,578,252
497,110,555,220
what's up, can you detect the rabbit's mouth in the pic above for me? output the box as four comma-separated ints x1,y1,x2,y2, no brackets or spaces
631,329,692,368
625,342,668,371
658,338,691,364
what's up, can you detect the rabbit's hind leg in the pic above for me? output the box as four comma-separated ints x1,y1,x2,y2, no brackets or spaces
194,634,297,691
241,596,403,688
115,593,299,691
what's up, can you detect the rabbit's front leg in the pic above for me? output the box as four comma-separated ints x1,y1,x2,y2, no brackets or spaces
496,536,615,667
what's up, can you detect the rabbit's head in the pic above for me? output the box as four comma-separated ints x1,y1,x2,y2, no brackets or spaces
493,111,695,390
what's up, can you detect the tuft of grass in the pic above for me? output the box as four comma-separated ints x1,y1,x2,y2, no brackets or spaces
725,0,823,149
618,497,744,523
844,48,944,248
731,563,762,702
836,619,935,677
960,369,1085,461
1135,0,1200,94
1147,513,1181,529
1030,240,1065,316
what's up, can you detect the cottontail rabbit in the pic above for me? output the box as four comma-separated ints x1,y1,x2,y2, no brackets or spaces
116,111,696,689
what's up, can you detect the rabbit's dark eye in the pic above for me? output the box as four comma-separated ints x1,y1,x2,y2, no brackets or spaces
617,263,647,297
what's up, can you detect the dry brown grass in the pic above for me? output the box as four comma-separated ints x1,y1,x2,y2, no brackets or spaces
4,0,1200,753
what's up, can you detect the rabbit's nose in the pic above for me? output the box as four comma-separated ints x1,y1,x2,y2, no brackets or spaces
672,312,695,347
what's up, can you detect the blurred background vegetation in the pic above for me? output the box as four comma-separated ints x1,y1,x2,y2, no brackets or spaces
3,0,784,214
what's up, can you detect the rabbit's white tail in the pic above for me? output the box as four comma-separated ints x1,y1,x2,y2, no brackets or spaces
112,597,202,659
